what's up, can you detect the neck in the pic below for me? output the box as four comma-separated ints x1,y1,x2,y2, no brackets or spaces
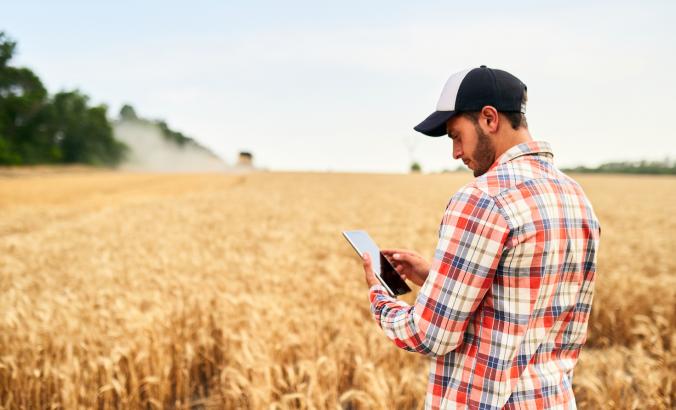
492,127,532,159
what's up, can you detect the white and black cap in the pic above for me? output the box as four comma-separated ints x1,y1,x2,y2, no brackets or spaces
414,65,527,137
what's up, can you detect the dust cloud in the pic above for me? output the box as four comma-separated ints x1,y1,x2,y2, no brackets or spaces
113,120,229,172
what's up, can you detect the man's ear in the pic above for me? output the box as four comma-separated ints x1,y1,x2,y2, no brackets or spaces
480,106,499,133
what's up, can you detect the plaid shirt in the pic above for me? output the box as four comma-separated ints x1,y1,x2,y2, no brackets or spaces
369,141,600,409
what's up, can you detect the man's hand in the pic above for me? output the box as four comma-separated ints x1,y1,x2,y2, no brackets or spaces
362,253,381,288
381,249,431,287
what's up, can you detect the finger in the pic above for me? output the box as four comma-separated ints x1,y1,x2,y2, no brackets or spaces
392,252,414,263
381,248,413,255
393,264,403,273
392,259,412,272
381,249,418,258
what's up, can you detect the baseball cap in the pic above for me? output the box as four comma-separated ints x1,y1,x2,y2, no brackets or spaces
414,65,527,137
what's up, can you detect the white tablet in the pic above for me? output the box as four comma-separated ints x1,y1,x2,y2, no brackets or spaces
342,230,412,297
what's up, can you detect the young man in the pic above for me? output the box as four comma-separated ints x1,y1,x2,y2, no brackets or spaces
361,66,601,409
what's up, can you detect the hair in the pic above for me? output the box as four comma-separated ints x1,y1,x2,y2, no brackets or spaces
461,90,528,130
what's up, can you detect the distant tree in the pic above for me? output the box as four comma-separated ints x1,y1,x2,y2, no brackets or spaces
562,159,676,175
117,106,220,158
0,32,16,67
410,162,422,173
0,31,127,166
119,104,138,120
0,31,52,164
156,120,191,147
48,91,127,166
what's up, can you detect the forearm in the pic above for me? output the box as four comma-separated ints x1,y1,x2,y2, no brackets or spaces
369,285,452,356
367,187,509,358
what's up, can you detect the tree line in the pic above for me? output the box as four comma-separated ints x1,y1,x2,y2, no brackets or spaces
118,103,208,151
562,159,676,175
0,31,215,167
0,32,127,166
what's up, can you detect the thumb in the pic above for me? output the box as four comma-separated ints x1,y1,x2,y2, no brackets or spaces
362,253,372,268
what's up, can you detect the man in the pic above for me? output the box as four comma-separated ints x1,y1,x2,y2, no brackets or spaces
361,65,600,409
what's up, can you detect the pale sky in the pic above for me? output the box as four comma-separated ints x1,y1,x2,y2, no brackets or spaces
4,1,675,172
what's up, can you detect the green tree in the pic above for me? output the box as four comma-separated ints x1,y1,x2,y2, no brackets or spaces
0,31,16,67
563,159,676,175
156,120,191,146
0,31,52,164
119,104,138,120
0,31,127,166
48,91,127,166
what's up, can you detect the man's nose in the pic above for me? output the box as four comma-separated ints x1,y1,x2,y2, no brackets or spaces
453,142,462,160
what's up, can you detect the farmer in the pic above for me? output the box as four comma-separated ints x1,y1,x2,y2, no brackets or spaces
361,65,600,409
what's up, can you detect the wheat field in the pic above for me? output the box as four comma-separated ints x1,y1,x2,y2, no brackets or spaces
0,170,674,409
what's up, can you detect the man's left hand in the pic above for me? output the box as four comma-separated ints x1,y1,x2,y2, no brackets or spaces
362,253,380,288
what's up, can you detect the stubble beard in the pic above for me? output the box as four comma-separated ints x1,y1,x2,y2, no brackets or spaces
471,125,496,177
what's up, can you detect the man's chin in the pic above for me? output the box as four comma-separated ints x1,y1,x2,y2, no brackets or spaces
473,167,489,177
465,161,489,177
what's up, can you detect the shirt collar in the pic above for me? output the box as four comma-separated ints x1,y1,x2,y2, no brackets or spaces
493,140,553,167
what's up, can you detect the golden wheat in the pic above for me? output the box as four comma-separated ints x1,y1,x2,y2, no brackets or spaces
0,170,674,409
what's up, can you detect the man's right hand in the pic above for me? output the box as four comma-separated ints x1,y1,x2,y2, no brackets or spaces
381,249,431,287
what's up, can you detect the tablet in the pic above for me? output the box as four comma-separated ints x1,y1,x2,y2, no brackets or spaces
342,230,412,297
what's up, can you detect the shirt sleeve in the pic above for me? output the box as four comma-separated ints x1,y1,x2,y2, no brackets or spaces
369,186,510,357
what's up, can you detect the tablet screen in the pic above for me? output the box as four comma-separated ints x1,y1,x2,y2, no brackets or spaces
343,230,412,296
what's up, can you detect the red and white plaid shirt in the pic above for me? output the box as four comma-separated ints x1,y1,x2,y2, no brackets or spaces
369,141,600,409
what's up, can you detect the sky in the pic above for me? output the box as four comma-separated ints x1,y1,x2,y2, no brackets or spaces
3,1,676,172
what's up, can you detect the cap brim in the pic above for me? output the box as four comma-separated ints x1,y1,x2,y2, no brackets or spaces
413,111,457,137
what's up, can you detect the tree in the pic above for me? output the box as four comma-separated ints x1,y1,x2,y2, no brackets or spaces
119,104,138,120
563,160,676,175
0,32,16,68
49,91,127,166
0,31,127,166
0,31,52,164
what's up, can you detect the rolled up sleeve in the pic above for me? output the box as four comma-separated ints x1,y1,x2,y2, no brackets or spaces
369,186,510,357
